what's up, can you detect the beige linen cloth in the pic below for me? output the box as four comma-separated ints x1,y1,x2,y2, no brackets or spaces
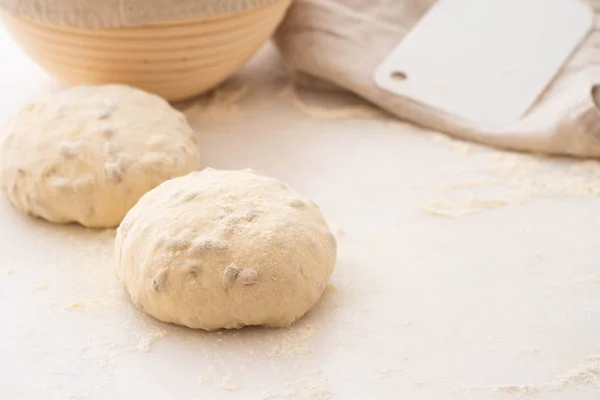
275,0,600,157
0,0,280,27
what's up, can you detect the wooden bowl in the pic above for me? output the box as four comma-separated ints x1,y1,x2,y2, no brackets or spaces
1,0,291,101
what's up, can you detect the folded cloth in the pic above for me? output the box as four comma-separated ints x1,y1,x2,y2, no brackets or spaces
0,0,279,28
275,0,600,157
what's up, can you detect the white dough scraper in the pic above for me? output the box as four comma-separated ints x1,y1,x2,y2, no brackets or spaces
374,0,594,126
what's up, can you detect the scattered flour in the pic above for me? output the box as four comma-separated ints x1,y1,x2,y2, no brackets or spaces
468,198,513,208
431,132,482,156
64,297,123,311
423,201,479,218
422,196,516,216
267,325,316,357
426,149,600,218
515,346,542,356
495,385,540,395
219,374,240,391
558,355,600,388
183,82,250,123
486,154,600,198
262,379,333,400
278,83,387,120
66,302,83,310
137,329,167,352
493,355,600,395
442,180,488,190
578,275,600,286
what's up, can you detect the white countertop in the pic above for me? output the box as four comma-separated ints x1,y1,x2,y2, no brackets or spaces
1,24,600,400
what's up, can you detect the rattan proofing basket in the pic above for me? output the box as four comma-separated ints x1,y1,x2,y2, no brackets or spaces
2,0,291,100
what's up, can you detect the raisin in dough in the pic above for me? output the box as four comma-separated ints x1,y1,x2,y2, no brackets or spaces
115,169,337,330
0,84,200,228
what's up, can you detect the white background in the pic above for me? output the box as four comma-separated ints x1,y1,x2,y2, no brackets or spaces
1,23,600,400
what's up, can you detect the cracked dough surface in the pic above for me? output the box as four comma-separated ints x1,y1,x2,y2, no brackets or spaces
115,168,337,330
0,84,200,228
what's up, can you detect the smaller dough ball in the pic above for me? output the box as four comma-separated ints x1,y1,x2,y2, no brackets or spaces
115,169,337,330
0,85,200,228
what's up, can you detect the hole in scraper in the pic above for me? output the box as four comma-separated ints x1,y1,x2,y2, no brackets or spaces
391,71,408,80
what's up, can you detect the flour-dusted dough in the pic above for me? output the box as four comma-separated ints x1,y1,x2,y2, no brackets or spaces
115,168,337,330
0,85,201,228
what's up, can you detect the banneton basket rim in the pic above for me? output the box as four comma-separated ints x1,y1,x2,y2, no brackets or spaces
0,0,283,29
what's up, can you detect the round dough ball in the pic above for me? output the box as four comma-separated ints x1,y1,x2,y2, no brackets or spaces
115,168,337,330
0,84,200,228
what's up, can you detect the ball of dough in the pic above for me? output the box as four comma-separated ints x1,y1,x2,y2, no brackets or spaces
0,84,200,228
115,168,337,330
